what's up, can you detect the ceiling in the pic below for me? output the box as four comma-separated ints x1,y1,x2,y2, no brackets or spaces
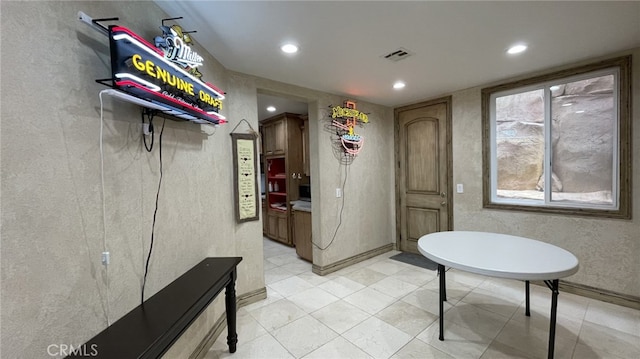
154,1,640,117
256,93,308,122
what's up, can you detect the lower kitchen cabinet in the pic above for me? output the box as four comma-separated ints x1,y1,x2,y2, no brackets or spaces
262,200,268,235
267,209,289,245
293,210,312,262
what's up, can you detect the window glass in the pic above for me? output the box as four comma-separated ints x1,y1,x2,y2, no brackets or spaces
550,75,615,206
482,56,630,218
495,88,544,202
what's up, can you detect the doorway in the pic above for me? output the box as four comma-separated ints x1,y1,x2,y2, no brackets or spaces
395,96,453,253
257,91,313,269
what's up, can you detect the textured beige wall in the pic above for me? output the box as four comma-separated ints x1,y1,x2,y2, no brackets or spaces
0,2,264,358
313,101,396,265
451,49,640,297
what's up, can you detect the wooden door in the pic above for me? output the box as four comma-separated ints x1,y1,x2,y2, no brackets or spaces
395,97,452,253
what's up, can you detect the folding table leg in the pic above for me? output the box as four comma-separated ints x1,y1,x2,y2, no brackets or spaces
438,264,446,341
525,280,530,316
544,279,560,359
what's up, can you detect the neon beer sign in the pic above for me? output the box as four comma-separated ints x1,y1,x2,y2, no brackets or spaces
109,25,226,124
154,25,204,78
331,100,368,155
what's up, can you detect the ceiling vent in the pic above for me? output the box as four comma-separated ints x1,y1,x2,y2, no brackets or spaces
382,47,413,62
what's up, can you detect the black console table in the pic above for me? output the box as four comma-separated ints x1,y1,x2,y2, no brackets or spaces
67,257,243,358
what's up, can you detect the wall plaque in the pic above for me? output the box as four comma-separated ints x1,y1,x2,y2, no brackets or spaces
231,133,259,222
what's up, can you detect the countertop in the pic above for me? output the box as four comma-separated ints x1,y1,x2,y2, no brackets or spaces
291,200,311,212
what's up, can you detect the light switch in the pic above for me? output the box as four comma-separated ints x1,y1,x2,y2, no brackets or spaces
456,184,464,193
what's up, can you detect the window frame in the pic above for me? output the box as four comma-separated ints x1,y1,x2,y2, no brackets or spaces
481,55,632,219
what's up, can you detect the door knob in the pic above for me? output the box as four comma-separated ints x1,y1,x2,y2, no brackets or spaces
441,201,447,206
440,192,446,197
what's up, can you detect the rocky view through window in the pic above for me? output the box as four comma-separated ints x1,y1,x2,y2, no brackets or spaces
495,74,615,206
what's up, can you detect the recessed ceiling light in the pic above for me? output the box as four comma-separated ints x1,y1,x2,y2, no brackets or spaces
393,81,406,89
266,106,276,112
507,44,527,55
575,110,585,114
562,103,573,107
550,85,560,91
281,43,298,54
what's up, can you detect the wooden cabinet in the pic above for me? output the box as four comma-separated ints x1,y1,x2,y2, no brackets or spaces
262,199,268,235
267,211,275,238
266,209,288,243
277,212,288,243
262,122,275,155
261,113,304,246
302,116,310,176
262,118,286,156
293,210,312,262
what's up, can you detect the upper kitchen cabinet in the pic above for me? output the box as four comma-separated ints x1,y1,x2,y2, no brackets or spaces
262,117,287,156
262,114,287,156
261,112,304,164
301,115,310,177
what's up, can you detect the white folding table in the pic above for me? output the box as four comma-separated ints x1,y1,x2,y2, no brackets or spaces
418,231,579,359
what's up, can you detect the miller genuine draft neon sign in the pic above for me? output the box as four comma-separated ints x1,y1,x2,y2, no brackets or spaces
108,24,226,124
154,24,204,78
331,100,368,156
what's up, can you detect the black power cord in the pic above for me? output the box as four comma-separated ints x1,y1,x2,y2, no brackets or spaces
141,118,166,304
313,163,348,250
141,109,155,152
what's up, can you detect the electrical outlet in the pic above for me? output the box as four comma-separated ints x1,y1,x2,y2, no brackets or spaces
102,251,110,266
336,188,342,198
142,123,151,135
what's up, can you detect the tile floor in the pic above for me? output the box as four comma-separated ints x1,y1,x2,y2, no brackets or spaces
206,238,640,359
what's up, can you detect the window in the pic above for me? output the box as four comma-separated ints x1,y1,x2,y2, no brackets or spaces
482,56,631,218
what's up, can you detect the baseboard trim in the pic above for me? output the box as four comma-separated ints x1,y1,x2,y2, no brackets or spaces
529,280,639,310
559,280,640,310
189,312,227,359
236,286,269,308
189,287,267,359
311,243,394,276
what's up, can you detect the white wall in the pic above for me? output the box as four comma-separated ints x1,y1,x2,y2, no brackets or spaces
450,49,640,298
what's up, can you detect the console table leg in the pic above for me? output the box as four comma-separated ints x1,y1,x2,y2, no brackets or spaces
438,264,445,341
547,279,559,359
525,280,530,316
225,279,238,353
